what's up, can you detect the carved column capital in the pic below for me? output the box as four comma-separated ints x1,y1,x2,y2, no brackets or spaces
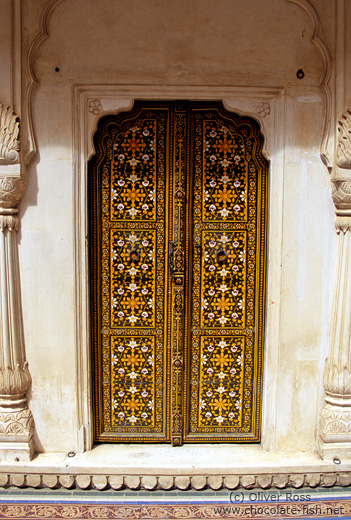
0,177,25,208
331,179,351,207
0,214,20,232
0,362,32,403
330,180,351,232
324,360,351,403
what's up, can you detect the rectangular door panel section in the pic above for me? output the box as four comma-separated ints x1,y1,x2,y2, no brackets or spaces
91,105,173,442
110,229,157,329
201,117,249,223
110,118,158,222
110,336,158,431
184,105,267,442
197,335,246,430
199,230,247,330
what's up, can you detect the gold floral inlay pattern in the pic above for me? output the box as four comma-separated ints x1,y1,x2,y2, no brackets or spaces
91,102,267,443
92,106,170,441
187,109,266,440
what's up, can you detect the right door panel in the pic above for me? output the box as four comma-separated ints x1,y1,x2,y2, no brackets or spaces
184,104,267,442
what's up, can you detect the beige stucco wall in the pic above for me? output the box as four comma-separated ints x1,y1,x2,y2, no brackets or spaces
12,0,337,455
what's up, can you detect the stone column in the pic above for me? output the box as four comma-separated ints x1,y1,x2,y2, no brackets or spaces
0,104,34,461
319,110,351,460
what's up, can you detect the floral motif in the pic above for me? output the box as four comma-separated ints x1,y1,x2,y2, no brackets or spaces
256,101,271,118
88,99,103,115
188,109,266,439
92,103,266,442
95,108,168,439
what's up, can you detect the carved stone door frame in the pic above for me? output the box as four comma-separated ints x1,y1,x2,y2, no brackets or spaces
73,85,285,453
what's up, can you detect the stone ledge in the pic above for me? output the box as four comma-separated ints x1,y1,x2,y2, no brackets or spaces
0,471,350,491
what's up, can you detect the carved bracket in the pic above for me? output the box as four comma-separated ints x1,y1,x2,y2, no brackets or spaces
337,109,351,169
0,104,20,164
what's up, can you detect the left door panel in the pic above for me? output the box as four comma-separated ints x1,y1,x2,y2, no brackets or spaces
90,103,173,442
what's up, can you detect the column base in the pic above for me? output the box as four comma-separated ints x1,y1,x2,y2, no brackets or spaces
318,402,351,461
318,437,351,461
0,408,34,461
0,439,34,462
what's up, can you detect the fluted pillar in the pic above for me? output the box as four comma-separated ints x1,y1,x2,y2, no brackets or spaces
0,104,34,461
319,109,351,459
0,187,34,461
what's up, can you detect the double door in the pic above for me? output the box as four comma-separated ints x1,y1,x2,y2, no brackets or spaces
90,101,267,444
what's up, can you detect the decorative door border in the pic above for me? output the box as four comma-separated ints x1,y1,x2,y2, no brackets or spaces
72,85,285,453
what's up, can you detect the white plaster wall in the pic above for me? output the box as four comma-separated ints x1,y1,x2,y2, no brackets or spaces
275,91,335,451
17,0,336,453
0,0,12,108
20,83,78,452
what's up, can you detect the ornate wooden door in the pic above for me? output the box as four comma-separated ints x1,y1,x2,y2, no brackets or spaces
90,101,267,444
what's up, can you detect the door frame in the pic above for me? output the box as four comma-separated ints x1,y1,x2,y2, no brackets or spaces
73,85,285,453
